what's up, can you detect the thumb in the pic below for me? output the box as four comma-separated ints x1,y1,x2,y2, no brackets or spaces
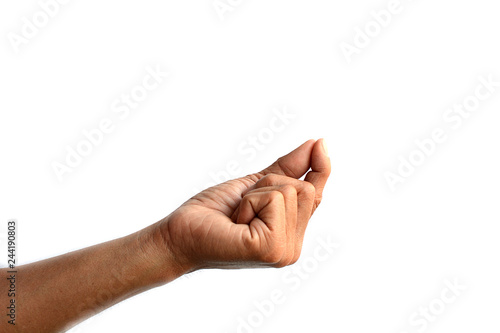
258,139,316,179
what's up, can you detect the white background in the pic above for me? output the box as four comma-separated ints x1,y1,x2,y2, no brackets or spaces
1,1,499,332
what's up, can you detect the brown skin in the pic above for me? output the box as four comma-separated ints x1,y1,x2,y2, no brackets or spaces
0,138,330,332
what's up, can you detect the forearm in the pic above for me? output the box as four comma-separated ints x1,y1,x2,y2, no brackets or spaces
0,139,329,331
0,222,184,332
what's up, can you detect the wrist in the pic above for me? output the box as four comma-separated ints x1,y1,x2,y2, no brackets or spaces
131,218,189,285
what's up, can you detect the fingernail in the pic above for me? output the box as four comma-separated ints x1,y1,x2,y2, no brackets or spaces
321,138,329,157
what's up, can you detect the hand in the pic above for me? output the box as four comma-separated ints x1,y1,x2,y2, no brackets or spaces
0,139,329,332
149,139,330,275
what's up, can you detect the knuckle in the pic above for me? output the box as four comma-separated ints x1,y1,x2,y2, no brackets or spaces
261,174,280,186
303,181,316,195
240,195,251,207
268,190,284,203
280,184,296,196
